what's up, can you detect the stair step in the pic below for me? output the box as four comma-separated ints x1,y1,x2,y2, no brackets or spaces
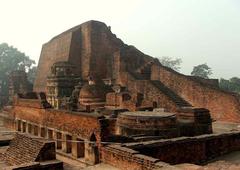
150,80,191,107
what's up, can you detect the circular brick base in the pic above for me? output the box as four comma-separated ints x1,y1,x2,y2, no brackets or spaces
117,111,179,138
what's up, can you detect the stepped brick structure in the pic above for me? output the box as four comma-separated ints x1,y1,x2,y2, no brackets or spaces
34,20,240,123
1,20,240,169
46,61,79,109
0,133,62,169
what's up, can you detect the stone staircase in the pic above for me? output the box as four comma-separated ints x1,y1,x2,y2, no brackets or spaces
127,68,191,108
1,133,55,166
150,80,191,107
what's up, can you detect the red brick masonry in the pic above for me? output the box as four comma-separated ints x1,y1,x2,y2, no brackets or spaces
101,131,240,170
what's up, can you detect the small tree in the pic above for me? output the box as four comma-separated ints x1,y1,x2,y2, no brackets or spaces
159,56,182,71
0,43,35,95
219,77,240,93
191,63,212,79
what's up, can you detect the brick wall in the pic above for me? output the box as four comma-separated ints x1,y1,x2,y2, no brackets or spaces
9,97,110,142
120,72,186,112
129,131,240,165
34,30,73,92
34,20,156,93
42,109,105,140
101,131,240,169
12,107,104,141
101,145,170,170
14,99,44,108
151,64,240,122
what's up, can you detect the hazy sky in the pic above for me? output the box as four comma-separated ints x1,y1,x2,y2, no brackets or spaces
1,0,239,79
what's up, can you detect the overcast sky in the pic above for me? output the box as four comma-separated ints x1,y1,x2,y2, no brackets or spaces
0,0,239,79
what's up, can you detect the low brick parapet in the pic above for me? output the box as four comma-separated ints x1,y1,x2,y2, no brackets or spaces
101,144,171,170
101,131,240,169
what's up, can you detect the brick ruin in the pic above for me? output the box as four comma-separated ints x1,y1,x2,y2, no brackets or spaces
101,131,240,170
34,20,240,123
1,20,240,169
46,61,79,109
0,133,62,169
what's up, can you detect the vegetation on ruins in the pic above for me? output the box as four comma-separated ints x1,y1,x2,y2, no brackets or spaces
219,77,240,94
190,63,240,94
159,56,182,71
0,43,36,96
191,63,212,79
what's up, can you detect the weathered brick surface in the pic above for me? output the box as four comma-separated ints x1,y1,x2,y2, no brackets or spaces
151,65,240,122
120,72,190,112
34,31,73,92
10,20,239,168
12,106,105,141
43,109,104,140
34,21,123,92
101,131,240,169
117,111,179,137
33,20,240,122
101,145,169,170
128,131,240,165
1,133,55,166
0,108,15,129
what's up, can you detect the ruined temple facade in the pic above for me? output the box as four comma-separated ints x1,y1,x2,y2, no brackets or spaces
2,20,240,169
46,61,79,109
34,20,240,123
